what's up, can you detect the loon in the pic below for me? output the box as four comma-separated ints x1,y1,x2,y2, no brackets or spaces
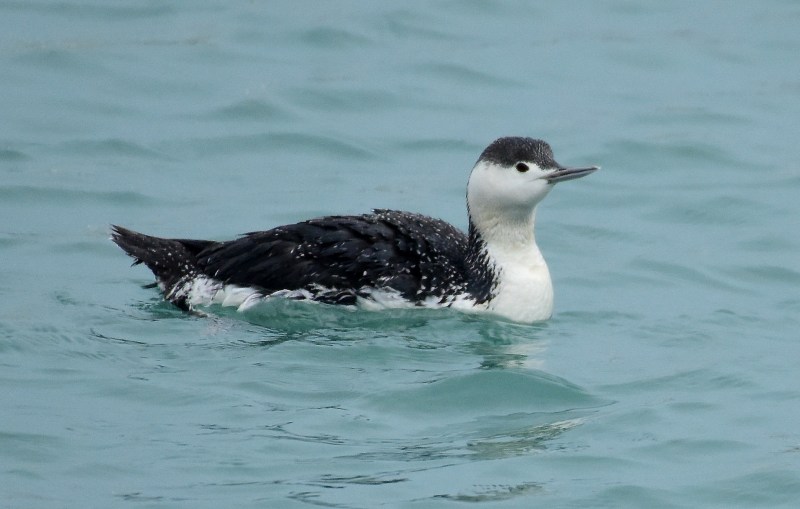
111,137,598,323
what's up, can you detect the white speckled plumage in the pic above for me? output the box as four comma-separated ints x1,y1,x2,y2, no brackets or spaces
112,137,597,323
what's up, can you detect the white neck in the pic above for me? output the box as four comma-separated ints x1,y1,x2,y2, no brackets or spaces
468,205,554,322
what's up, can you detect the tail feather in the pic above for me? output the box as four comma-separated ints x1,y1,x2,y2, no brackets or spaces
110,225,216,307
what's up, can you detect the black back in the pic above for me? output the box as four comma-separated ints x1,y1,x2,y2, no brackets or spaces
193,209,470,304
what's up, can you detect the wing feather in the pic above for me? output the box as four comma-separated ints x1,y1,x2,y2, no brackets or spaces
194,210,468,301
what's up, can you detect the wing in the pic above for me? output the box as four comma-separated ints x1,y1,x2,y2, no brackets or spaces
194,210,469,302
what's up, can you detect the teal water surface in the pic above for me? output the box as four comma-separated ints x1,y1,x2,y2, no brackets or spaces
2,1,800,507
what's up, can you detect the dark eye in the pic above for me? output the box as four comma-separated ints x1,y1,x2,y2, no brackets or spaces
515,162,529,173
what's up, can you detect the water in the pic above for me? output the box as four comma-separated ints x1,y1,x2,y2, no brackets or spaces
2,1,800,507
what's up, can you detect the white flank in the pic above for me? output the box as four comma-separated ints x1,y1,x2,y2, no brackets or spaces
168,276,262,312
174,277,482,315
356,287,417,310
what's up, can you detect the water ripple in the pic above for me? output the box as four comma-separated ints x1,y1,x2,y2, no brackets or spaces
726,264,800,286
5,1,173,20
413,62,523,87
172,132,376,160
0,185,157,205
633,107,751,127
297,27,373,48
204,99,292,122
607,139,749,170
392,137,475,153
382,9,463,41
60,138,172,160
431,481,543,502
0,148,29,161
286,87,402,112
362,369,601,416
630,258,749,293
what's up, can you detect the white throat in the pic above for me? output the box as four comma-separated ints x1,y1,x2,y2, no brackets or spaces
466,160,555,322
470,207,553,322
